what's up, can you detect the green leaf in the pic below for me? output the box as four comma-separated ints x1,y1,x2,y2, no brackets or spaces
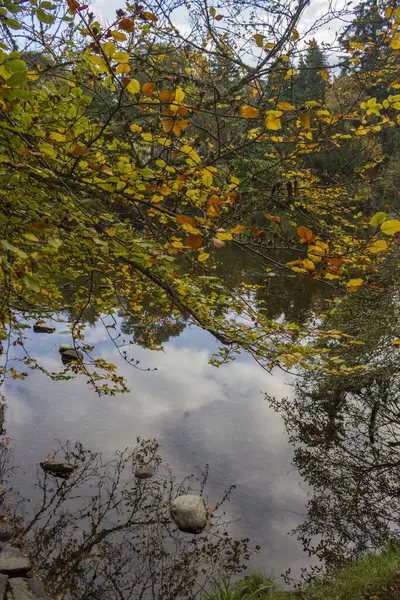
4,18,21,29
23,275,41,293
5,59,26,73
369,212,387,226
39,1,57,8
0,239,17,253
36,8,55,24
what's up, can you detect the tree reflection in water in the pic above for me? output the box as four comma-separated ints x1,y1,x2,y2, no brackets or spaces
2,439,251,600
268,282,400,574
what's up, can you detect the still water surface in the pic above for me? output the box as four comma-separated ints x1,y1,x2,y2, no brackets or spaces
1,249,333,596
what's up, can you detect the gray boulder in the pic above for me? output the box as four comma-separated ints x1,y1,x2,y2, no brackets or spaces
0,545,31,577
40,461,76,479
33,324,55,334
134,465,155,479
170,495,207,534
7,577,51,599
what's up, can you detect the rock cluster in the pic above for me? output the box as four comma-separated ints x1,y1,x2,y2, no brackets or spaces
0,495,50,599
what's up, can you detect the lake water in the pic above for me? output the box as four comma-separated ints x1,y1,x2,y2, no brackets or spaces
1,249,334,598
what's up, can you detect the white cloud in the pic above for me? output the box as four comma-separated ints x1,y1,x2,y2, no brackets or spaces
4,332,312,576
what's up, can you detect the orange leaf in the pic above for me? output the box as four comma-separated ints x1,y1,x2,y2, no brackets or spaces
119,18,135,32
215,14,223,20
241,105,260,118
142,82,156,95
142,11,158,22
159,90,175,102
176,215,197,227
185,236,202,249
297,226,315,243
71,143,89,157
173,119,189,135
265,214,281,224
161,119,174,133
300,112,310,129
250,226,266,239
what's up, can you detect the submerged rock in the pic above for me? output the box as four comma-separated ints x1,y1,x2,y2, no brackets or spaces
8,577,52,599
58,345,82,364
170,495,207,534
0,574,7,599
33,324,55,334
0,545,31,577
40,461,77,479
134,465,155,479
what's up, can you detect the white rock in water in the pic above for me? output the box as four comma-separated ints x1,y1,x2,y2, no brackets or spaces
170,495,207,534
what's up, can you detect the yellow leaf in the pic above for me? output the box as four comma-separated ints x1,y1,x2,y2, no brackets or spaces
174,87,185,103
368,239,388,253
216,232,233,241
142,82,156,95
392,339,400,346
130,123,142,133
291,28,299,41
198,252,209,262
265,110,282,131
89,55,108,73
346,278,364,291
284,68,297,79
230,224,245,234
369,212,387,226
241,106,260,118
277,102,295,111
126,79,140,94
111,30,127,41
390,35,400,50
113,50,130,63
116,63,130,74
381,220,400,235
102,41,116,59
253,34,264,47
0,66,11,80
49,132,66,142
302,258,315,270
209,7,216,16
180,145,200,164
39,143,57,158
23,233,39,242
318,70,329,81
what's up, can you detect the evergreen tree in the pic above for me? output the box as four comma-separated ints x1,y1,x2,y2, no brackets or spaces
340,0,388,74
293,41,328,104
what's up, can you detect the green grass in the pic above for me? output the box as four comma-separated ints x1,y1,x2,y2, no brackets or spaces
200,544,400,600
